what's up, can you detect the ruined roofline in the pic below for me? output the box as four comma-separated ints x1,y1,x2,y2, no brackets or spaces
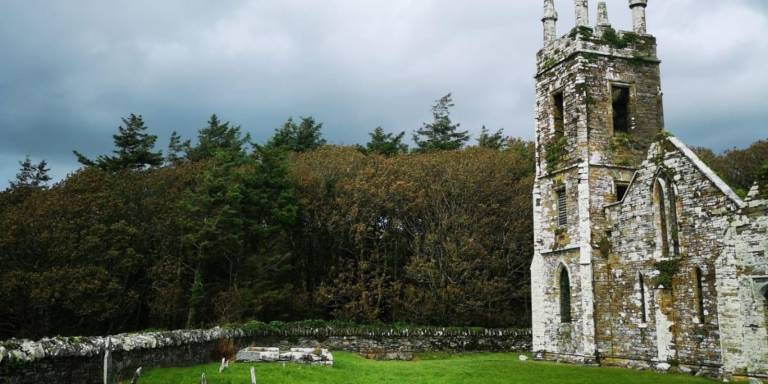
667,136,746,208
603,137,746,210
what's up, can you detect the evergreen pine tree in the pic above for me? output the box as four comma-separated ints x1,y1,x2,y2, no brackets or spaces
476,126,506,150
9,156,52,189
74,114,163,171
413,93,469,152
365,127,408,156
167,131,191,165
187,114,250,161
266,117,326,153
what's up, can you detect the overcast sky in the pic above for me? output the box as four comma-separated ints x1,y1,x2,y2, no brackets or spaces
1,0,766,186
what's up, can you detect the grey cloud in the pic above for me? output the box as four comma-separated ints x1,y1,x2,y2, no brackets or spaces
0,0,766,186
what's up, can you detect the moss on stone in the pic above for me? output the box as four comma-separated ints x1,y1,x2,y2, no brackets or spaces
610,132,638,166
554,227,570,249
569,26,594,41
600,29,639,50
596,237,612,258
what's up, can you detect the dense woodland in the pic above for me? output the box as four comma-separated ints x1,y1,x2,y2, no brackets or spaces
0,94,765,339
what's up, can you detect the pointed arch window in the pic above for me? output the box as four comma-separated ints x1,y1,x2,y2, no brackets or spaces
560,267,572,323
653,177,680,259
654,180,670,258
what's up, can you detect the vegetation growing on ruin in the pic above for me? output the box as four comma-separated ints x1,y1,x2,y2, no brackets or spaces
654,259,681,289
600,29,639,50
553,227,570,249
596,236,612,258
610,132,640,166
569,26,594,41
545,135,568,172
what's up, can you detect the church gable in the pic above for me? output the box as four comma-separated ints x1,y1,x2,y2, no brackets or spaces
605,136,742,264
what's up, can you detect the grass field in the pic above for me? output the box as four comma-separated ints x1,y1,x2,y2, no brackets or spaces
138,352,714,384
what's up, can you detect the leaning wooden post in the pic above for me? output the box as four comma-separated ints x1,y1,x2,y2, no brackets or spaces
103,338,113,384
250,367,257,384
130,367,142,384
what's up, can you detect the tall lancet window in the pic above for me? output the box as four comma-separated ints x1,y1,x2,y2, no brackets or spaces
654,179,670,258
653,177,680,259
560,266,572,323
694,267,705,323
639,273,648,323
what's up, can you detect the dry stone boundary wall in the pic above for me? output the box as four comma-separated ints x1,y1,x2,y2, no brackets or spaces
0,326,531,384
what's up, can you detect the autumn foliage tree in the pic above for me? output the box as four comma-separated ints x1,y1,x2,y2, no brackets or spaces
0,109,539,339
693,139,768,196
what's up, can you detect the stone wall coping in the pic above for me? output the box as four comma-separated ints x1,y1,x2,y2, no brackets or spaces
0,325,531,366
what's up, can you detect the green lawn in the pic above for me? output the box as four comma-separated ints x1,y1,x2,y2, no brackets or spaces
138,352,714,384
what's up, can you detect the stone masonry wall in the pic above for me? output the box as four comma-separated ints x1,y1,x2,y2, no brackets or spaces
717,186,768,379
0,326,531,384
601,138,743,375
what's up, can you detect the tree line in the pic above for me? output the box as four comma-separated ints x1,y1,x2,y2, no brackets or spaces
2,93,765,339
0,95,536,339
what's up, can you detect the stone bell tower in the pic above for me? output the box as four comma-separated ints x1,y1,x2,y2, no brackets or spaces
531,0,663,362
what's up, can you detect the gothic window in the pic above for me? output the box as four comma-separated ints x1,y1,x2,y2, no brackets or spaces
654,180,670,258
560,267,572,323
612,85,631,134
667,183,681,257
694,267,705,323
553,91,565,138
654,178,680,258
556,187,567,226
639,273,648,323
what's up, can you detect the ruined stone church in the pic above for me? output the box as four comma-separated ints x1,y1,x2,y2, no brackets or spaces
530,0,768,380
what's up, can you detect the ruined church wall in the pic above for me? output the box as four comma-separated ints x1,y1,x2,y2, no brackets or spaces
717,197,768,378
600,139,741,370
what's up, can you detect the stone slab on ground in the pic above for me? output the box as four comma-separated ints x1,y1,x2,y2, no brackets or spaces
235,347,280,362
236,347,333,366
